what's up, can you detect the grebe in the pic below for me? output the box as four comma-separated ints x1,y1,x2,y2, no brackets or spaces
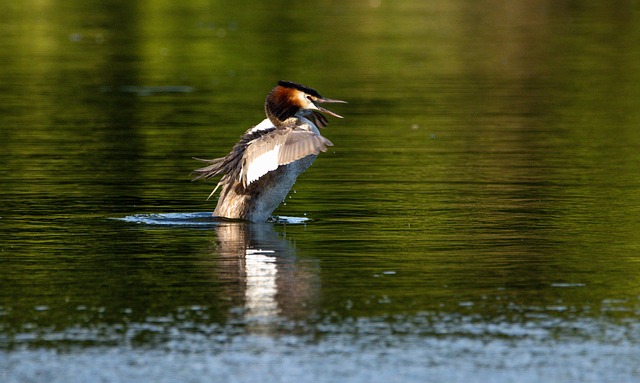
192,80,346,222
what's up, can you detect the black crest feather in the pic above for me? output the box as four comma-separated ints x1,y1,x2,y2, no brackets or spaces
277,80,323,99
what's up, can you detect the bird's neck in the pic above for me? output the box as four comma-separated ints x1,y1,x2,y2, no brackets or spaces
265,101,299,127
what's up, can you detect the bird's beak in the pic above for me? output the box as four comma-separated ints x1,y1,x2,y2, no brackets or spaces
313,98,347,119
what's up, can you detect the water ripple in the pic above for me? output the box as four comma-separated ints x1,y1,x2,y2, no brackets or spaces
114,213,309,226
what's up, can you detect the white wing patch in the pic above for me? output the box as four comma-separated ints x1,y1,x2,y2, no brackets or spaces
249,118,275,133
245,143,281,185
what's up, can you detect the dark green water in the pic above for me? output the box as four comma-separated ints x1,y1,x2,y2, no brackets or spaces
2,1,640,382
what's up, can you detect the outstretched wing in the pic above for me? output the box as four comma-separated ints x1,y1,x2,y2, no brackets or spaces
192,118,334,195
243,126,333,186
192,120,277,197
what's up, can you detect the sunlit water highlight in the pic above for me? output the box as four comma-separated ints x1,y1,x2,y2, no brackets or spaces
2,312,638,383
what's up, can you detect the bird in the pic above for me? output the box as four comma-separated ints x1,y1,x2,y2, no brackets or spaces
192,80,346,222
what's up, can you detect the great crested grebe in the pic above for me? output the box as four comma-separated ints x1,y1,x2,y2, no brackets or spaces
192,80,346,222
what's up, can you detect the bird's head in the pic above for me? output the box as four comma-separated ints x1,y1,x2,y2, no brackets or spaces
265,80,346,126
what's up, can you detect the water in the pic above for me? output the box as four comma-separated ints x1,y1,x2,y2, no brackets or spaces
2,1,640,382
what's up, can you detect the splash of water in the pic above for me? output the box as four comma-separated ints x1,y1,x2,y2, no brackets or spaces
114,213,309,226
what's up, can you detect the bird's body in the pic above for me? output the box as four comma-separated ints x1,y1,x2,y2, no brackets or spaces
192,81,345,222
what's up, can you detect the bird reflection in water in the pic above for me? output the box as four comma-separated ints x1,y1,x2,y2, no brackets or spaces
213,222,320,333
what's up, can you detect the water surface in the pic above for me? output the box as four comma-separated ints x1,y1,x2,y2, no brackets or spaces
1,1,640,382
